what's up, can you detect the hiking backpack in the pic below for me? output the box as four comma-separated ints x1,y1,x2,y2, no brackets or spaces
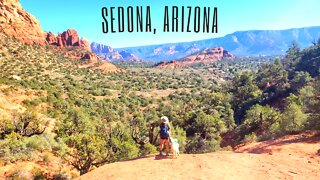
160,123,169,139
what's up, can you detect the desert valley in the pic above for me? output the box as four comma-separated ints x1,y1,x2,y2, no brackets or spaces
0,0,320,179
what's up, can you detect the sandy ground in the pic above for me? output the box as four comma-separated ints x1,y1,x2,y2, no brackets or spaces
79,133,320,180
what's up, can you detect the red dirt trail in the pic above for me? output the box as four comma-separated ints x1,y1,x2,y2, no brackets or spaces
79,133,320,180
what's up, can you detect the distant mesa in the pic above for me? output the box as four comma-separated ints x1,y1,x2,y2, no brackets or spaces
90,42,123,61
119,50,141,62
156,46,234,68
0,0,46,45
91,42,141,62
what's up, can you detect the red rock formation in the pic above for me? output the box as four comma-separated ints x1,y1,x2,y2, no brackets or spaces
61,50,120,73
80,52,120,73
156,46,234,68
0,0,46,45
45,32,57,45
79,38,91,51
1,0,120,73
46,29,91,51
82,53,99,61
156,60,181,68
60,29,79,46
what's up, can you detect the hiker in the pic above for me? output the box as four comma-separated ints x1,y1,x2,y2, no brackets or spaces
159,116,171,156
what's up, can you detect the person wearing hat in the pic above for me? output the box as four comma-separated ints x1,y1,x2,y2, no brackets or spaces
159,116,171,156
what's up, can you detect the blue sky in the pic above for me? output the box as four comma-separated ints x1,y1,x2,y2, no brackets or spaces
20,0,320,48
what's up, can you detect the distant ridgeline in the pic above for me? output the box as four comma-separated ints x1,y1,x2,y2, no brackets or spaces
114,26,320,62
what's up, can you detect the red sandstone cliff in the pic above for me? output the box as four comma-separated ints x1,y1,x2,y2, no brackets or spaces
0,0,46,45
46,29,91,51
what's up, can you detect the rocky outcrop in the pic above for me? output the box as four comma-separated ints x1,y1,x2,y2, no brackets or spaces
0,0,119,73
44,30,121,71
45,29,91,51
61,49,120,73
57,29,79,47
45,32,57,45
91,42,141,62
156,47,234,68
156,60,181,68
79,37,90,51
82,53,100,61
0,0,46,45
79,52,120,73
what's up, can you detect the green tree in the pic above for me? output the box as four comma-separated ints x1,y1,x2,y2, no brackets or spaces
291,71,312,91
108,123,140,161
280,102,307,132
299,85,317,112
257,62,289,93
0,119,15,139
298,80,320,129
241,105,280,135
296,45,320,77
284,41,301,69
231,71,261,123
57,109,95,136
274,57,282,66
186,111,226,153
57,109,112,175
194,112,226,140
144,109,161,145
64,133,110,175
12,111,46,137
223,103,235,130
130,113,149,147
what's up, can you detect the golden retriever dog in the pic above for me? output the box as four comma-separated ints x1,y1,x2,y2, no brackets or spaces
170,138,180,158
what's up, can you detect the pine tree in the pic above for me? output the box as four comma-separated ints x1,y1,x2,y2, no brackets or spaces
281,103,307,132
284,41,301,70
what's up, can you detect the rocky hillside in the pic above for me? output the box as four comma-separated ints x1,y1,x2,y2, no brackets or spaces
116,26,320,61
0,0,119,72
78,132,320,180
156,46,233,68
0,0,45,45
91,42,141,62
